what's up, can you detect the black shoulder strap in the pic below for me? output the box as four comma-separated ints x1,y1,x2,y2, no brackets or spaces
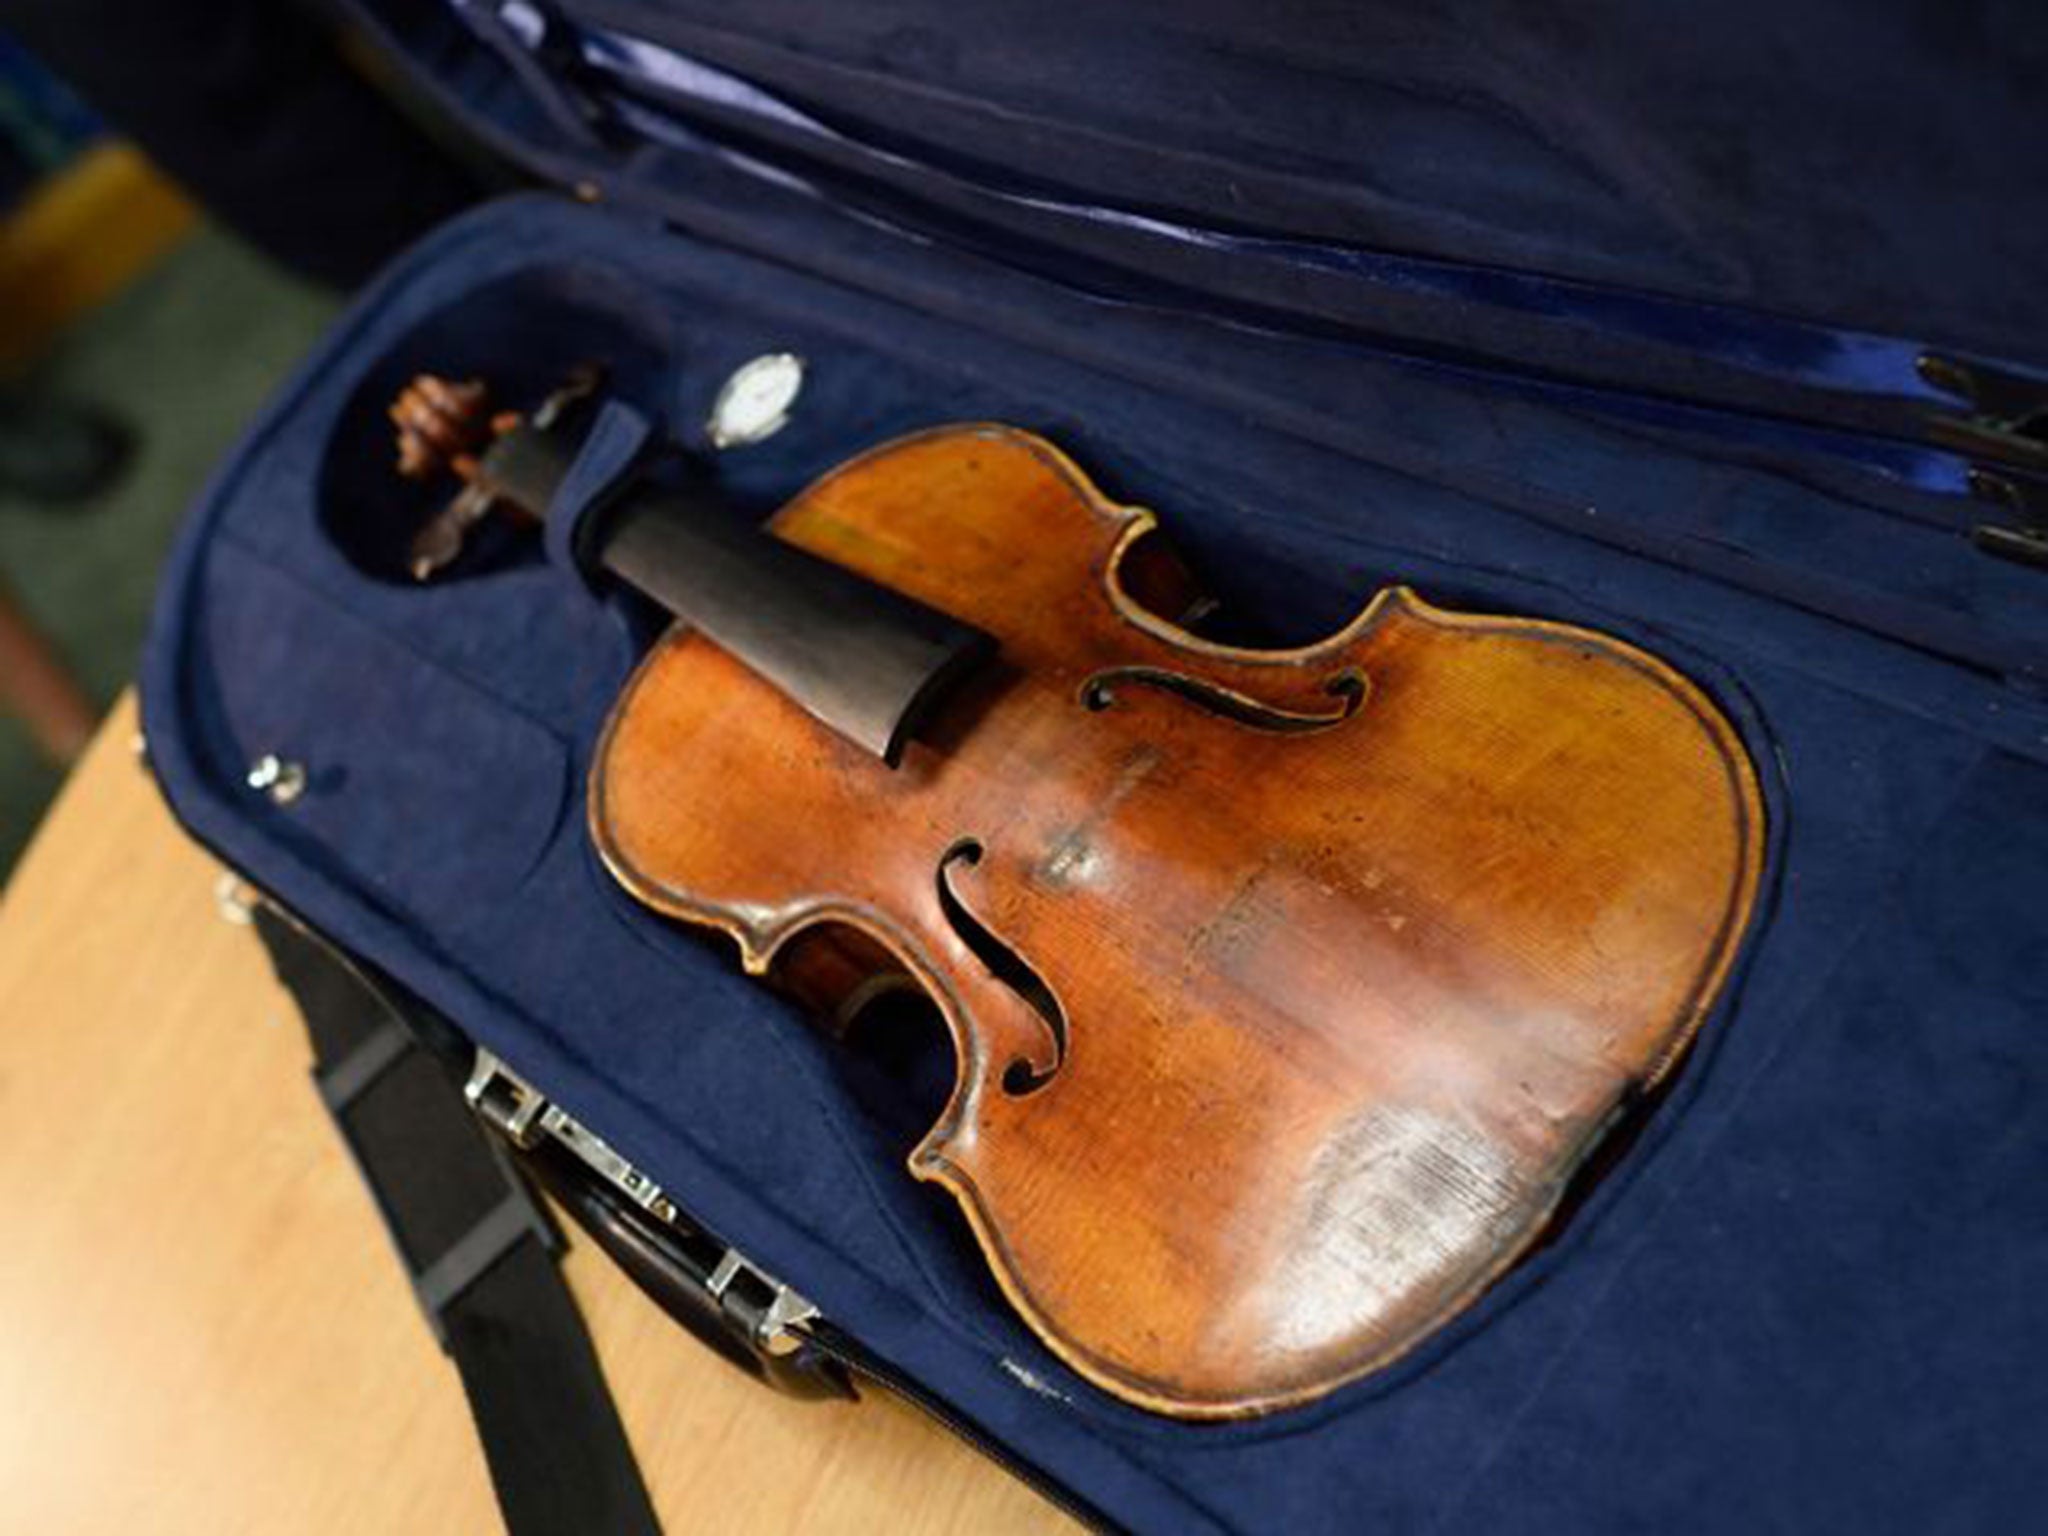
249,903,663,1536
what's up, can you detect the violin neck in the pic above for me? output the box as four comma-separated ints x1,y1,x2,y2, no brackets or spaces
474,418,994,765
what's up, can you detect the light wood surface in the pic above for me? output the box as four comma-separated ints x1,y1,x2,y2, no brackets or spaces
0,693,1077,1535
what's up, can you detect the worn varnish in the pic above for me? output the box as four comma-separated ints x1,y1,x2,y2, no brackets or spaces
591,425,1764,1419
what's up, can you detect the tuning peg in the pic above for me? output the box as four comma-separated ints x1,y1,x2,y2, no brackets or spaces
391,374,494,483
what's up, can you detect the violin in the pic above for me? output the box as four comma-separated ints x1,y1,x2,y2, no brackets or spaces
393,372,1764,1419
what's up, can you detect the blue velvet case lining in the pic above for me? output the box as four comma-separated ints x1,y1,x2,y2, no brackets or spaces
356,0,2048,460
139,179,2048,1532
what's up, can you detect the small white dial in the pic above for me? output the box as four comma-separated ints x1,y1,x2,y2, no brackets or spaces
707,352,806,449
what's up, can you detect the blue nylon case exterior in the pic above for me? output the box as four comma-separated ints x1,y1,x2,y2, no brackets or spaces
140,5,2048,1530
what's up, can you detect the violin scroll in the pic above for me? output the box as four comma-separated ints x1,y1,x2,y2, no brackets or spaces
390,373,507,486
388,367,601,579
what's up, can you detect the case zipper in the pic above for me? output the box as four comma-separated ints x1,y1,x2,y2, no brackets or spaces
804,1320,1123,1534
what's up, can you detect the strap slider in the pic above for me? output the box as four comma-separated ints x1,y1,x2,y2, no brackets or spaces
316,1032,555,1346
413,1195,545,1338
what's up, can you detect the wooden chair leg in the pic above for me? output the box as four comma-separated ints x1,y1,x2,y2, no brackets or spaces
0,583,96,765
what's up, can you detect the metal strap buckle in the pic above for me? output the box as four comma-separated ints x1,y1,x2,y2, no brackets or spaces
463,1047,551,1147
705,1249,821,1358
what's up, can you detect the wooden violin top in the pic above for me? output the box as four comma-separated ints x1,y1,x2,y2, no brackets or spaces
590,425,1764,1418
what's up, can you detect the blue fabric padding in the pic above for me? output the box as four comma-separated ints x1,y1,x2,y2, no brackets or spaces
543,396,655,597
140,183,2048,1534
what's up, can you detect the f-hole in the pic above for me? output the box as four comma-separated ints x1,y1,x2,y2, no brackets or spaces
936,839,1068,1096
1079,667,1365,733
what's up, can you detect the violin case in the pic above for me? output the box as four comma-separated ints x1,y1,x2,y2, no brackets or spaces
139,3,2048,1530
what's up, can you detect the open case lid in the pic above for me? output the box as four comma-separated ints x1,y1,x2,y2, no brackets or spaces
344,0,2048,467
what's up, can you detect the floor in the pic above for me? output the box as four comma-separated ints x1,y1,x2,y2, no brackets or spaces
0,225,338,877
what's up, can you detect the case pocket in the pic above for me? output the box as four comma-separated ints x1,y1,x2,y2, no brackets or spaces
193,541,571,932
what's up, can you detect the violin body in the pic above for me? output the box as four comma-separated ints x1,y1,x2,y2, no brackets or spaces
591,425,1764,1418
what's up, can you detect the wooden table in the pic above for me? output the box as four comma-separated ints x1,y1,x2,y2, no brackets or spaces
0,695,1075,1534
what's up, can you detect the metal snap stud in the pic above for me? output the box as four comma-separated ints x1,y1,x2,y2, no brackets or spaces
213,871,256,926
246,753,307,805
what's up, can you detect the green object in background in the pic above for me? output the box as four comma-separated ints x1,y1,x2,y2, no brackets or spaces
0,224,339,879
